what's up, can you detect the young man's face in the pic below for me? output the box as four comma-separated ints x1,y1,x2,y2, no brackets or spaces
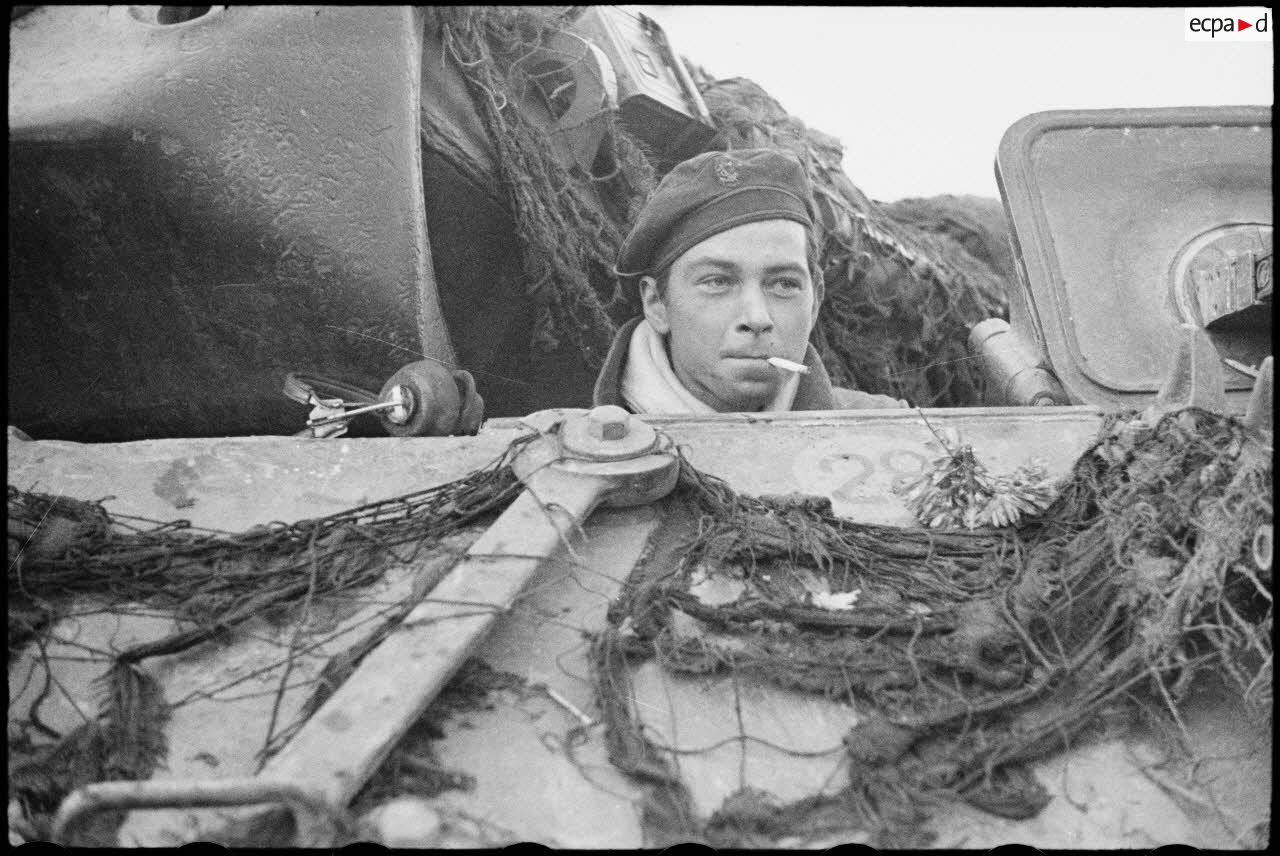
640,219,818,412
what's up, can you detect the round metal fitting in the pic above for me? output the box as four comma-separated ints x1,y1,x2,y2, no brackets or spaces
1171,223,1271,327
560,406,658,461
383,384,413,425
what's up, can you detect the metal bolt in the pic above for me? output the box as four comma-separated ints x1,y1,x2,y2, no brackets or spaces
586,405,630,441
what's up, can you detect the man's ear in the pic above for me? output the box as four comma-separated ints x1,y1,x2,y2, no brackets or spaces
639,276,670,335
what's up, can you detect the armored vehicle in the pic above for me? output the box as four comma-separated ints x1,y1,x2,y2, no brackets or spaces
8,6,1271,849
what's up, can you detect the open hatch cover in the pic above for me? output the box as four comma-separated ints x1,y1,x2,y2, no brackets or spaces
996,105,1271,410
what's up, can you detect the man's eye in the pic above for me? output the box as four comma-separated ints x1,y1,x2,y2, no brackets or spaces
700,275,734,290
769,278,804,294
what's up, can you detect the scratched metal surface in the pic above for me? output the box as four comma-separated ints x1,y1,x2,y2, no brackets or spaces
9,6,456,441
7,408,1270,846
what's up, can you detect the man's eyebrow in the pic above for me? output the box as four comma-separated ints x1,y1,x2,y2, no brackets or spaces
762,262,809,275
683,257,740,272
683,259,808,275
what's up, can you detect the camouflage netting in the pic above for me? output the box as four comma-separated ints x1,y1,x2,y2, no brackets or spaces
8,408,1271,846
429,6,652,366
427,7,1011,407
595,408,1272,847
879,194,1018,285
7,443,527,842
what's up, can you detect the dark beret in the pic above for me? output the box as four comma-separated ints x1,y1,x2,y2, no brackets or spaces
615,148,816,279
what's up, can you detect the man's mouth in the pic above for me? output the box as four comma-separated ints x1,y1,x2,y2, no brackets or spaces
720,354,780,383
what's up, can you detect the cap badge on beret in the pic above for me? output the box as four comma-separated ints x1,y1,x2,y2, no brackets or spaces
713,156,740,187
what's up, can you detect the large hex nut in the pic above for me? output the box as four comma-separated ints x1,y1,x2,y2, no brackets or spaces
561,406,658,461
586,405,631,441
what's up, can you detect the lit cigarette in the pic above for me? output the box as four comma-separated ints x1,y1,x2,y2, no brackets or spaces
766,357,809,375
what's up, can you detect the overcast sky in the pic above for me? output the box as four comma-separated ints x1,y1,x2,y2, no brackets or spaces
639,6,1274,202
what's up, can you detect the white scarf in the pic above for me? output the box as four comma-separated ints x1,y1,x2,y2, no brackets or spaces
620,319,800,414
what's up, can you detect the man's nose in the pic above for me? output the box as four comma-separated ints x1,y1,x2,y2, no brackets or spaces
734,284,774,335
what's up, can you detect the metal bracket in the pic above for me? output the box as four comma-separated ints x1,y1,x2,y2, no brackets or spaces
511,28,619,175
1243,355,1274,433
51,778,341,847
1150,323,1229,415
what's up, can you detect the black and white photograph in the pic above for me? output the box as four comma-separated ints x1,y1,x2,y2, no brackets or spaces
8,4,1272,848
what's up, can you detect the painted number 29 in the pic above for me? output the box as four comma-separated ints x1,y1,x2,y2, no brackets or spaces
814,448,930,504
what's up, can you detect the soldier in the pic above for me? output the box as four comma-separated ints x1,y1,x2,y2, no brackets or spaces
594,148,906,414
